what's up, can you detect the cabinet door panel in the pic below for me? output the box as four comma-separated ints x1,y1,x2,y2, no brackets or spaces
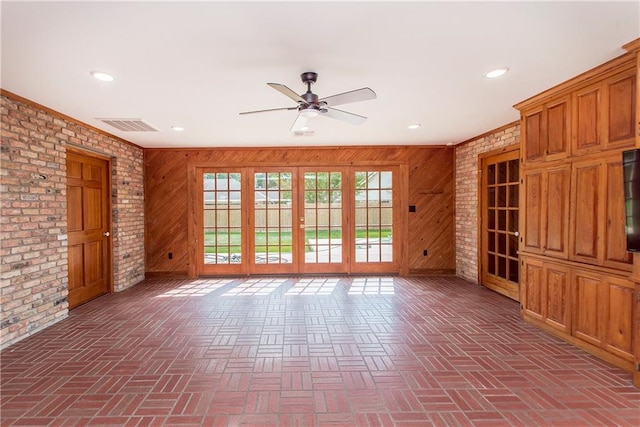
546,99,570,158
544,166,570,257
523,171,543,252
604,157,633,269
571,162,601,262
523,109,544,162
573,273,603,347
607,73,636,147
606,283,634,361
574,86,602,153
545,266,569,332
522,259,544,320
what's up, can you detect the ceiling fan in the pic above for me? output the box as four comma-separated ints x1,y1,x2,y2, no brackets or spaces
239,72,376,132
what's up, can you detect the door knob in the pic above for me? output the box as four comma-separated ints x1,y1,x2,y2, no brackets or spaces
103,231,110,237
514,231,519,237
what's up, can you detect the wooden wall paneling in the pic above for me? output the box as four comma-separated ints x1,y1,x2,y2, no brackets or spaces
144,146,455,276
144,150,190,276
407,148,455,273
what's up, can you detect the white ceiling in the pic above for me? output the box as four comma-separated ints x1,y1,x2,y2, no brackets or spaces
2,1,639,148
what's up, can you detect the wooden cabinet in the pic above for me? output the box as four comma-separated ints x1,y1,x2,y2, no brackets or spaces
569,153,632,270
521,257,570,333
572,68,636,156
515,42,638,378
521,164,570,258
522,96,571,163
572,269,634,363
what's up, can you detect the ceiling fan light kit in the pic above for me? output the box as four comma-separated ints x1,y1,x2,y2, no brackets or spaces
240,71,376,132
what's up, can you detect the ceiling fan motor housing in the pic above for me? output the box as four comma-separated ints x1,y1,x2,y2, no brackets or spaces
300,72,318,84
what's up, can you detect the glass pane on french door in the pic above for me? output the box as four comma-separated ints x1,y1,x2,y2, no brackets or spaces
300,169,346,273
201,171,245,275
353,169,395,271
251,170,296,274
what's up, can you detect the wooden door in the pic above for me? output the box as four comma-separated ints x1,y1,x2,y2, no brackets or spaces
480,149,520,300
249,168,299,274
298,168,349,274
66,150,111,308
350,167,398,274
199,169,247,275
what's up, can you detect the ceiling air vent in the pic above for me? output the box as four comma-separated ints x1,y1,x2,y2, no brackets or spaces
97,118,159,132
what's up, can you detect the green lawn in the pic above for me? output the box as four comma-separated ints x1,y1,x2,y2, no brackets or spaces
204,229,391,254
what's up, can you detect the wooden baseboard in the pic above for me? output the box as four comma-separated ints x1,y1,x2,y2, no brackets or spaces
522,313,635,375
408,269,456,276
145,271,189,279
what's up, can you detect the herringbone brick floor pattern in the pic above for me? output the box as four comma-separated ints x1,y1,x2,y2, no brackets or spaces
1,276,638,426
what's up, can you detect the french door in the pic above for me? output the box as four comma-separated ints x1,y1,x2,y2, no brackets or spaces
480,149,520,300
197,166,397,276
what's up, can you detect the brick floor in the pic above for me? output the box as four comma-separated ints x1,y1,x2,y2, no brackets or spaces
1,276,638,426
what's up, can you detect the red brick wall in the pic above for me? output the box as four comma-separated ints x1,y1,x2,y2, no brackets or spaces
454,123,520,283
0,93,145,348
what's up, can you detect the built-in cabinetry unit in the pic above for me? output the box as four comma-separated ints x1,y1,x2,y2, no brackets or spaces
514,39,640,385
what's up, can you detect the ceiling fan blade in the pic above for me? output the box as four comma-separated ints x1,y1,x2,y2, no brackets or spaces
239,106,297,115
320,107,367,125
319,87,376,107
290,114,308,132
267,83,306,103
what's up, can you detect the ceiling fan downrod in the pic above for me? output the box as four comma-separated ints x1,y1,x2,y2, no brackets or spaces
300,72,319,106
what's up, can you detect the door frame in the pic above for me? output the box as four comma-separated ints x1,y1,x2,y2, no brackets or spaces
66,146,114,306
190,163,401,277
478,144,520,300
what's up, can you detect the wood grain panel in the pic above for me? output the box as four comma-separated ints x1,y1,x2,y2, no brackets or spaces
523,170,542,252
574,86,601,152
523,109,543,161
547,98,569,157
607,72,636,145
145,146,455,276
606,283,634,360
546,265,569,332
544,166,570,257
573,273,603,347
571,161,601,261
604,156,633,269
522,258,544,320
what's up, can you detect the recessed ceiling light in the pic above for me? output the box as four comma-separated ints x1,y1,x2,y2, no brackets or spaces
171,126,185,131
90,71,115,82
408,124,421,130
484,68,509,79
